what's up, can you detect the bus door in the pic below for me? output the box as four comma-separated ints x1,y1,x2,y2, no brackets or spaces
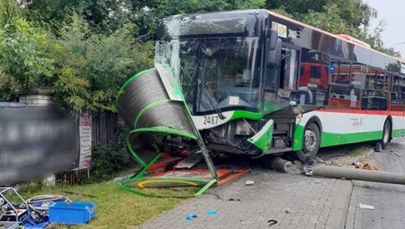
277,43,301,106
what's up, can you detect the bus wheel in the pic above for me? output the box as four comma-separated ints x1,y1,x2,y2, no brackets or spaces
381,120,391,150
296,123,320,162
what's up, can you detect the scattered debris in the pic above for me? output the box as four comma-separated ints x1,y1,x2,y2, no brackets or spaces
352,162,380,171
394,152,401,157
0,187,96,229
228,198,241,202
1,187,28,228
245,180,255,186
305,169,313,176
175,153,203,169
268,219,278,227
207,209,218,215
359,203,374,210
185,213,197,221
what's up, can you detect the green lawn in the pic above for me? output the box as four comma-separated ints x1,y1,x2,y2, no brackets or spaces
17,182,195,229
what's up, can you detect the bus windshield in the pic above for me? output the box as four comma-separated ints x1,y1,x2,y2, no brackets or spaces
155,37,261,114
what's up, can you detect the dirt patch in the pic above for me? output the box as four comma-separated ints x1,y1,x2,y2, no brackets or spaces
317,143,382,170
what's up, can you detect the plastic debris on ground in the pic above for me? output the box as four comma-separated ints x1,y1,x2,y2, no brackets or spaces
207,209,217,215
49,202,96,225
185,213,197,221
359,203,375,210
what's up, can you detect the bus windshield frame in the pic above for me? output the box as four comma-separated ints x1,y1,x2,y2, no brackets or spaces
155,36,262,114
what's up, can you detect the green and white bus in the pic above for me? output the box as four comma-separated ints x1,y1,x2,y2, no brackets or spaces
154,9,405,161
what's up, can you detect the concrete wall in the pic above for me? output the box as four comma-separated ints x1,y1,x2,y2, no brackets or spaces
19,94,52,106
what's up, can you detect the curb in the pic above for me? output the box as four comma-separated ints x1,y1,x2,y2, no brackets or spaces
325,180,353,229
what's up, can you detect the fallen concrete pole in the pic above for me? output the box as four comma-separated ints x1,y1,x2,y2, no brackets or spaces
308,164,405,185
270,157,303,174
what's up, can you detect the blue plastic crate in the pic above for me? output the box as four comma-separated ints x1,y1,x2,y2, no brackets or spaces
49,202,96,225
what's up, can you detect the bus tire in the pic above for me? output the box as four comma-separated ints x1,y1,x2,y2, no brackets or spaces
296,123,320,162
381,119,391,150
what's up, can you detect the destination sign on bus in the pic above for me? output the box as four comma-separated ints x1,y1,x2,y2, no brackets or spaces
272,22,298,39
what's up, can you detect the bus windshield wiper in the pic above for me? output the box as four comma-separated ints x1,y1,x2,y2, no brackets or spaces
197,80,226,120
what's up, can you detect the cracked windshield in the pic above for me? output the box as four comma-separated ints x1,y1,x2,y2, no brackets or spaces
156,37,260,113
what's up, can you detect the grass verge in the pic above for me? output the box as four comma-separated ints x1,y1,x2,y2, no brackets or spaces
17,182,195,229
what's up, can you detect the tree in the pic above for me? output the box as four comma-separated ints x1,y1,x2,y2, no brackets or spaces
51,15,153,113
266,0,376,37
133,0,265,34
26,0,135,35
301,4,356,35
265,0,401,56
26,0,265,36
0,0,54,100
358,21,401,57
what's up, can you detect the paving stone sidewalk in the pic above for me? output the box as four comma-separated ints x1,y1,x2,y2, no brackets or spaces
137,170,352,229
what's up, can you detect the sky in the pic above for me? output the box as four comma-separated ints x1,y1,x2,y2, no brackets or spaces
366,0,405,57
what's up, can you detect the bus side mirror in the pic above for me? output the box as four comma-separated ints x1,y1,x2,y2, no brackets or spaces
267,37,281,68
268,29,278,50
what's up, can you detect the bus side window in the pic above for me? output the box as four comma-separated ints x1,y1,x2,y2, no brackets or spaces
329,60,358,108
348,63,362,108
361,67,388,110
390,75,404,111
299,48,329,105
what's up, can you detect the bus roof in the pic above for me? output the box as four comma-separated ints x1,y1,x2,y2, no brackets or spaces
156,10,267,39
265,9,405,67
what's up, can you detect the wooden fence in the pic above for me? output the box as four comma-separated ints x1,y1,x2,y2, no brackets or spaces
91,112,119,146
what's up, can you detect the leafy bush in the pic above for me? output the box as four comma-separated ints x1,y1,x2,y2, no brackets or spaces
50,14,154,113
89,127,136,182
